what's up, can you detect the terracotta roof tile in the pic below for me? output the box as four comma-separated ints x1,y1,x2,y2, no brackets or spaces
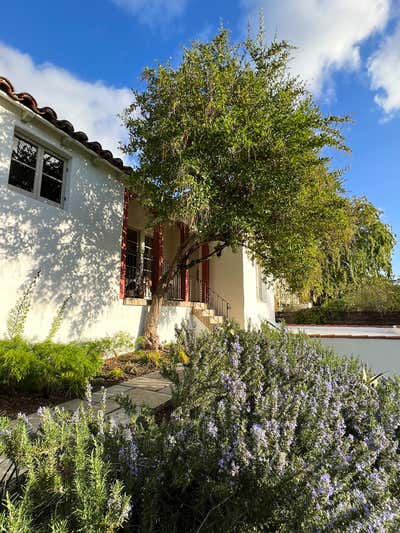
0,76,132,175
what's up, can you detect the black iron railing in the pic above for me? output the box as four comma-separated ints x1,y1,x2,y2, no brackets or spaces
125,253,231,319
125,252,181,300
189,279,231,319
162,259,181,301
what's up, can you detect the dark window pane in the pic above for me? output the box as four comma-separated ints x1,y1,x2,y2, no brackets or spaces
40,174,62,203
144,236,153,257
127,229,139,254
143,258,152,276
12,137,37,168
8,159,35,192
43,152,64,179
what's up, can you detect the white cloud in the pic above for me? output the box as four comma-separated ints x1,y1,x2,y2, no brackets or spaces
242,0,391,95
0,43,132,157
111,0,186,26
368,21,400,115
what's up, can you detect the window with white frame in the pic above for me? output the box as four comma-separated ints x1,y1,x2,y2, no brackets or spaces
256,263,268,302
8,134,66,206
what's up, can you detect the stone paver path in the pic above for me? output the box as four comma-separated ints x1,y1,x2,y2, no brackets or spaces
0,370,173,487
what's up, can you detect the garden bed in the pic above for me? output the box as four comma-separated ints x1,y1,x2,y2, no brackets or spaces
0,349,164,418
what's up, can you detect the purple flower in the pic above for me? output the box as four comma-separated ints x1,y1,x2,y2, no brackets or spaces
206,420,218,438
252,423,268,447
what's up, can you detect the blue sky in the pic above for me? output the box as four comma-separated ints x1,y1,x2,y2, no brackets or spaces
1,0,399,274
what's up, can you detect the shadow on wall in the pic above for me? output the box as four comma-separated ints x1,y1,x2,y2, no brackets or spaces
0,156,124,339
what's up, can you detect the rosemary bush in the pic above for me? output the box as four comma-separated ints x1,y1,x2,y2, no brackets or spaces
0,394,131,532
138,324,400,531
2,325,400,532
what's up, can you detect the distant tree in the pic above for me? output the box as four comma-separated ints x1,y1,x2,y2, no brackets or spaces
307,197,395,303
121,26,379,347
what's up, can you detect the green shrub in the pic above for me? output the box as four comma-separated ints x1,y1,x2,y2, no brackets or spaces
293,299,346,323
0,338,102,397
0,399,131,532
294,278,400,323
138,324,400,531
344,278,400,313
2,272,134,397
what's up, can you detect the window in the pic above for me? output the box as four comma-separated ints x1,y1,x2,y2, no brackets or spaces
256,264,268,302
124,230,153,299
126,229,139,270
143,235,153,278
8,134,66,206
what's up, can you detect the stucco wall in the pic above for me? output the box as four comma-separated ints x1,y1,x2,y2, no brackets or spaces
242,251,275,328
0,97,192,343
318,338,400,377
209,247,275,327
209,247,245,325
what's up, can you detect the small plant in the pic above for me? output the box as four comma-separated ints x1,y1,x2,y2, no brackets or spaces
0,338,102,397
0,397,131,532
6,270,40,339
88,332,136,359
108,367,124,380
46,294,72,341
135,336,146,350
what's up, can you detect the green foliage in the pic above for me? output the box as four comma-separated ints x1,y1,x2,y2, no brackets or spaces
87,331,136,358
134,349,165,368
121,26,358,302
0,401,131,532
294,278,400,323
292,300,347,324
46,294,71,342
0,493,32,532
135,336,146,350
310,197,396,299
107,367,124,380
344,277,400,313
6,271,40,339
0,338,102,396
3,326,400,531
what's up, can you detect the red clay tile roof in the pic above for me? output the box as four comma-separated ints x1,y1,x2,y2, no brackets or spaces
0,76,132,175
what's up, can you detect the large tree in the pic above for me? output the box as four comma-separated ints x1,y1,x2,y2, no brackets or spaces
121,27,386,347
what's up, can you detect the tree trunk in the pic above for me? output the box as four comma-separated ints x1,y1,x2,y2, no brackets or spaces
141,235,214,349
143,291,164,349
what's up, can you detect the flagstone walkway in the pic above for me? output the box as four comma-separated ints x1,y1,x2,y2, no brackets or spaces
0,370,173,486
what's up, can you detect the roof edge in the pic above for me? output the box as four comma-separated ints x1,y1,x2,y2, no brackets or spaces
0,76,133,176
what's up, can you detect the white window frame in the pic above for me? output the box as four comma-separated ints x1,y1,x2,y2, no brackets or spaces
8,130,69,209
256,263,268,303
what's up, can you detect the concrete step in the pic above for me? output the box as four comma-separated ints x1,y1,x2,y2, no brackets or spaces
192,307,225,329
192,302,207,310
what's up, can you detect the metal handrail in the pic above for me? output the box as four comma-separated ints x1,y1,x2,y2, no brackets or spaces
189,278,231,319
125,253,231,319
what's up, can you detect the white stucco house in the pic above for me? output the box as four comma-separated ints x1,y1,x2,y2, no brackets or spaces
0,76,275,343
